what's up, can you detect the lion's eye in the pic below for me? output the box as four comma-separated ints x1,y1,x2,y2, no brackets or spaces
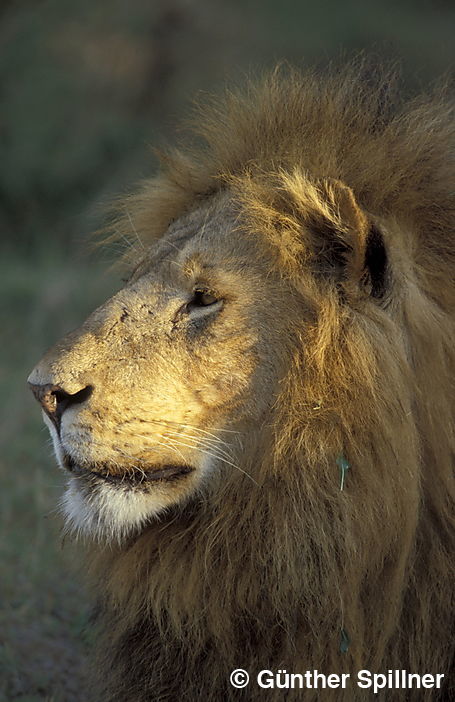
191,289,219,307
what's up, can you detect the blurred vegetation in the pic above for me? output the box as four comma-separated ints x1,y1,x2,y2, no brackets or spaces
2,0,454,254
1,0,454,699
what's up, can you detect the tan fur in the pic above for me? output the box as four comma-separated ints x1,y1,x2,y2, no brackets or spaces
29,61,454,701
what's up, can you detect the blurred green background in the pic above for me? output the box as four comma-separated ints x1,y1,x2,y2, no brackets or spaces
1,1,454,699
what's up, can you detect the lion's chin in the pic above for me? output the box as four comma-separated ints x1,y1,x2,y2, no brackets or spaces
60,457,196,543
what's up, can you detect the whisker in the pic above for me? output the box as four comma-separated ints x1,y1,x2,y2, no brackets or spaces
155,426,229,448
112,228,135,253
160,437,259,486
61,425,247,482
107,438,188,469
120,427,234,464
125,207,145,250
161,430,235,461
127,416,242,437
165,424,234,448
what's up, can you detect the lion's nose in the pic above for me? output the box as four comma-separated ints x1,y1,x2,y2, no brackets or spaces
28,382,93,432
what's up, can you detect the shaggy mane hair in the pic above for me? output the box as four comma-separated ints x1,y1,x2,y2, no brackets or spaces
91,61,454,701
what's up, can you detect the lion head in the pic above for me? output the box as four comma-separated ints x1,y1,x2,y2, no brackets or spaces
28,63,454,701
28,190,297,541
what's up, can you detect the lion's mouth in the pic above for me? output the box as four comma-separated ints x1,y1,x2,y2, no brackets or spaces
64,454,194,486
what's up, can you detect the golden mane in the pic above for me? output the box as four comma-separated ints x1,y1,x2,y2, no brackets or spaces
90,61,454,700
115,60,455,307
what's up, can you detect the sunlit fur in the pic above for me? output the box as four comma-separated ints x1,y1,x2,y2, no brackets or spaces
34,61,454,701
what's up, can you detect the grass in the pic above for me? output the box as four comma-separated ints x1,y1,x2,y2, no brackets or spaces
0,247,118,701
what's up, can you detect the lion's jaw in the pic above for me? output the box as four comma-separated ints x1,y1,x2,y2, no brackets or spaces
41,409,216,542
28,196,288,542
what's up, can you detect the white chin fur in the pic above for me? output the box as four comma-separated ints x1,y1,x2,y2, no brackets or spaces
48,424,218,543
61,477,172,543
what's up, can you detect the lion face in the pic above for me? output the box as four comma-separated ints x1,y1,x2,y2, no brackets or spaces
28,193,291,541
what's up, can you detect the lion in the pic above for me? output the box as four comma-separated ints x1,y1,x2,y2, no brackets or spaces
28,61,454,701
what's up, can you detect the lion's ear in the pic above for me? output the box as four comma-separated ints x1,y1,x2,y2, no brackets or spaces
307,178,388,301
